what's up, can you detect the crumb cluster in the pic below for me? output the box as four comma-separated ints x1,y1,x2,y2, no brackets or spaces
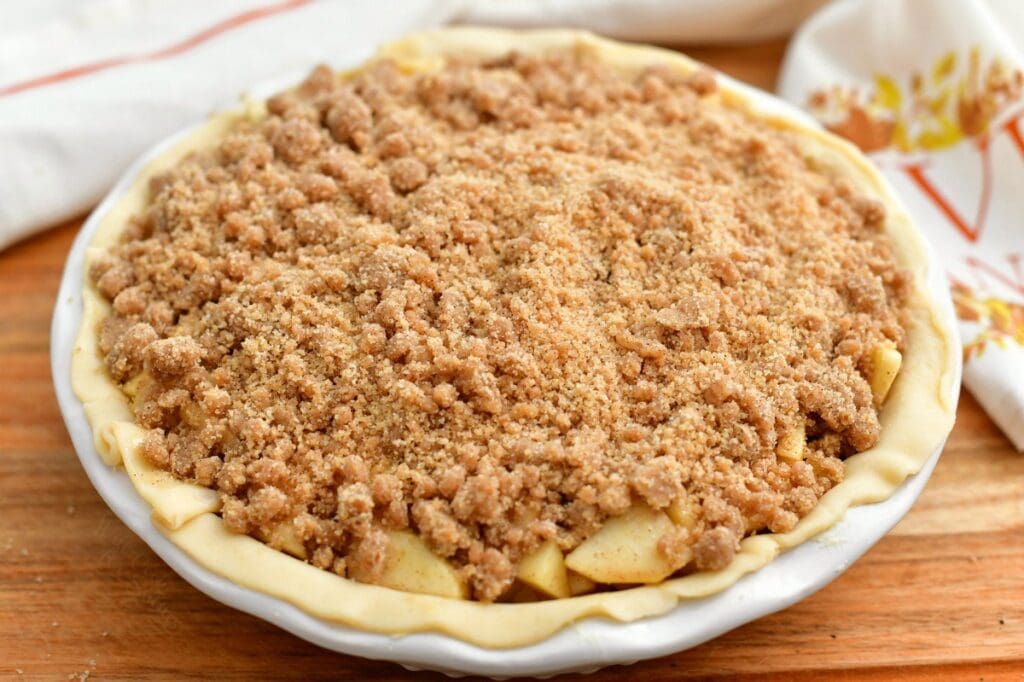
91,50,909,601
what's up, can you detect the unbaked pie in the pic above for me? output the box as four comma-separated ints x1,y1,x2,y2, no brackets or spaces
72,28,956,646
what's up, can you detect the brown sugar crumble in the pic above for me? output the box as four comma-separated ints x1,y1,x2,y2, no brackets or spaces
90,50,910,601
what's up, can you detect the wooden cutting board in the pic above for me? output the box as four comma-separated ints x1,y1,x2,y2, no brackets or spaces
1,40,1021,681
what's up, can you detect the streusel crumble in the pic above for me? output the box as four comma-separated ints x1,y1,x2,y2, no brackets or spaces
89,50,909,601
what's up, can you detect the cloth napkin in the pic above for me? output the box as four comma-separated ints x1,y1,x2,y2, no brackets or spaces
2,0,1021,447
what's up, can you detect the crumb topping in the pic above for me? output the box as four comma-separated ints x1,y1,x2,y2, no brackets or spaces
90,50,909,601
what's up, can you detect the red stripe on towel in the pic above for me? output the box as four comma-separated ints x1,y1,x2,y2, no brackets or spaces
0,0,315,98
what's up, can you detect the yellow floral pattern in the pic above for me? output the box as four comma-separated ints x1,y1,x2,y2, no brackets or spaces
953,283,1024,360
807,47,1023,153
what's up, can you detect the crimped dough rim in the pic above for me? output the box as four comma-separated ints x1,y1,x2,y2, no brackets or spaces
70,27,958,649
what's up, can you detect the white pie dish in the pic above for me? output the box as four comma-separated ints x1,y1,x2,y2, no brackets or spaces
52,31,962,678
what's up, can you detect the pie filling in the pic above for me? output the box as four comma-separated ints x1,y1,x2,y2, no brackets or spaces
89,49,909,602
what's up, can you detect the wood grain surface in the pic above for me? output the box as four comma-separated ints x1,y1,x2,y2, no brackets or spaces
1,39,1022,681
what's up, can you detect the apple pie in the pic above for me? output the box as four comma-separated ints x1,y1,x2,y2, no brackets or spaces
72,28,957,646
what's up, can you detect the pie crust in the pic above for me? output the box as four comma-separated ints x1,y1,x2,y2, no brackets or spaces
71,27,958,648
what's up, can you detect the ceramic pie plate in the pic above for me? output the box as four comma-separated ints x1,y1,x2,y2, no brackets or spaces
52,29,962,678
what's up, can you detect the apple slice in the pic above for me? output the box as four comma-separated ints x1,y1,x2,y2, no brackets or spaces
517,539,571,599
376,530,468,599
565,504,679,584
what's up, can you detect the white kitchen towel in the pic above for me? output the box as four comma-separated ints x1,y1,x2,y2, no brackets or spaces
779,0,1024,449
3,0,1021,446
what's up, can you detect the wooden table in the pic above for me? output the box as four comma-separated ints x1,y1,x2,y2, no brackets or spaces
2,39,1022,681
